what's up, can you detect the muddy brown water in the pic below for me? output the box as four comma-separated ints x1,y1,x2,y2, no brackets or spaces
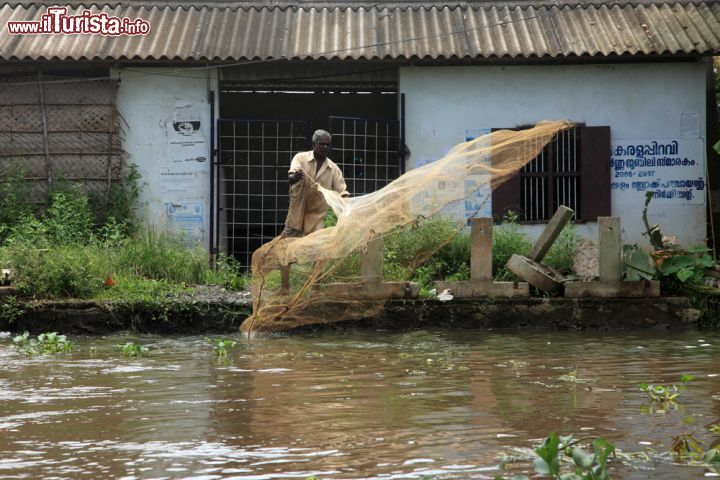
1,329,719,479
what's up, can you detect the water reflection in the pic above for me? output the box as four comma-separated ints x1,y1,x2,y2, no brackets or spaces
0,330,718,478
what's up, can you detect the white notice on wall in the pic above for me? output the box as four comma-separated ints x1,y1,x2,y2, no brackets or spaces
167,101,208,173
610,138,705,205
166,202,205,245
680,112,699,139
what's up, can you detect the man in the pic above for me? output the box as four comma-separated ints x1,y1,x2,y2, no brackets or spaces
279,129,350,293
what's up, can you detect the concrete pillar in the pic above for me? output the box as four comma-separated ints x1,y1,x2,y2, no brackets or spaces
528,205,574,262
471,218,493,281
598,216,622,282
361,237,382,285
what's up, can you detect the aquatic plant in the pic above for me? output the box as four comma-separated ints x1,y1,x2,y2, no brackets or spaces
117,341,148,358
210,338,237,358
496,433,615,480
671,432,704,461
12,331,72,356
638,374,694,405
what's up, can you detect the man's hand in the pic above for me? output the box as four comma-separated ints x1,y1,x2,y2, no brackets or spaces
288,170,305,185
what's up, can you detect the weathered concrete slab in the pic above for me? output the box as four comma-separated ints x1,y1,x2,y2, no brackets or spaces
435,280,529,298
528,205,574,262
0,286,18,297
313,281,420,300
564,280,660,298
506,254,563,295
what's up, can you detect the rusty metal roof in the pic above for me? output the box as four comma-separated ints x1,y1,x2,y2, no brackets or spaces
0,2,718,62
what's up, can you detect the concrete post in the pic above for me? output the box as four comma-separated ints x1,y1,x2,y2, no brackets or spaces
598,216,622,282
361,237,382,285
527,205,574,262
471,218,493,281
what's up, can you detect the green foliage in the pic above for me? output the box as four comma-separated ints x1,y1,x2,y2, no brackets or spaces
492,211,531,281
207,254,249,291
0,295,23,324
323,208,338,228
642,191,712,285
117,341,148,357
0,167,32,239
638,375,694,409
531,433,615,480
106,163,142,232
544,224,580,275
114,228,210,284
656,246,713,284
7,243,106,298
210,338,237,358
45,188,94,244
13,331,73,356
381,216,469,292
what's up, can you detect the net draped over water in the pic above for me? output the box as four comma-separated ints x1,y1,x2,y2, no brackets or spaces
242,121,572,334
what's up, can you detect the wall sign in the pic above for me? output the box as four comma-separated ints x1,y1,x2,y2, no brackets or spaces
610,138,705,205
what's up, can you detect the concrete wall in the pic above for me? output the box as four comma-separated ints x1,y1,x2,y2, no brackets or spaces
399,62,708,247
115,68,219,250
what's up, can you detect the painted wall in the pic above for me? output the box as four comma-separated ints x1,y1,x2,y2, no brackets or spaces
400,62,708,247
115,68,219,250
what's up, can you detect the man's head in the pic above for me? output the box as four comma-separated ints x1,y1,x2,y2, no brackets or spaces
312,130,332,160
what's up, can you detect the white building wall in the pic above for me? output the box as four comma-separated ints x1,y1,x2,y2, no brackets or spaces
400,62,708,247
114,68,219,250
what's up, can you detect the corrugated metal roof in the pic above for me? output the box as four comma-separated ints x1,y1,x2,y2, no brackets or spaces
0,3,718,62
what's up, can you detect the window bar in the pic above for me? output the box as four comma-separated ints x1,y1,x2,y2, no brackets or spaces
245,121,250,267
574,127,578,216
541,136,545,220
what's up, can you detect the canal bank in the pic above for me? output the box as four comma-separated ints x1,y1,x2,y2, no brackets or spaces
0,289,700,334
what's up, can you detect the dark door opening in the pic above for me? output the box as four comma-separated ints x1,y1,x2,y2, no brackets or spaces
216,89,402,267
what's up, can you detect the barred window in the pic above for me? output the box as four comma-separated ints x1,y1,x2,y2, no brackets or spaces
492,125,611,222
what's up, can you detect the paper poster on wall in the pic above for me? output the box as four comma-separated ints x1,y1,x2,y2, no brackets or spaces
610,138,705,205
166,202,205,245
159,171,195,193
167,100,208,173
680,113,699,139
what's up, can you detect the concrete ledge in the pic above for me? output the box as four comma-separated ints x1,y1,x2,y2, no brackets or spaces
435,280,529,298
312,281,419,300
0,296,700,334
565,280,660,298
335,296,697,332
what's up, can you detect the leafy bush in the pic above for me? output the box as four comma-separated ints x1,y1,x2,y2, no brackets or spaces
544,224,580,275
0,168,32,239
45,188,94,244
492,211,531,280
7,243,106,298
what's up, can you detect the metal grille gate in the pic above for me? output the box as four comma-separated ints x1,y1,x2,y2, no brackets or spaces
216,116,403,267
216,120,310,267
329,116,402,196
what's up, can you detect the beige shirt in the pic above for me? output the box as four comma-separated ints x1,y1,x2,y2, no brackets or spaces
284,150,349,235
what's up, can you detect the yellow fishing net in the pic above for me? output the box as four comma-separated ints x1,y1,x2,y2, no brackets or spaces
241,120,572,334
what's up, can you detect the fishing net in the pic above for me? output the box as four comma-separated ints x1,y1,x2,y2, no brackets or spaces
241,120,572,334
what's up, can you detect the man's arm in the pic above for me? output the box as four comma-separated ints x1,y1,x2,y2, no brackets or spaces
288,154,304,185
